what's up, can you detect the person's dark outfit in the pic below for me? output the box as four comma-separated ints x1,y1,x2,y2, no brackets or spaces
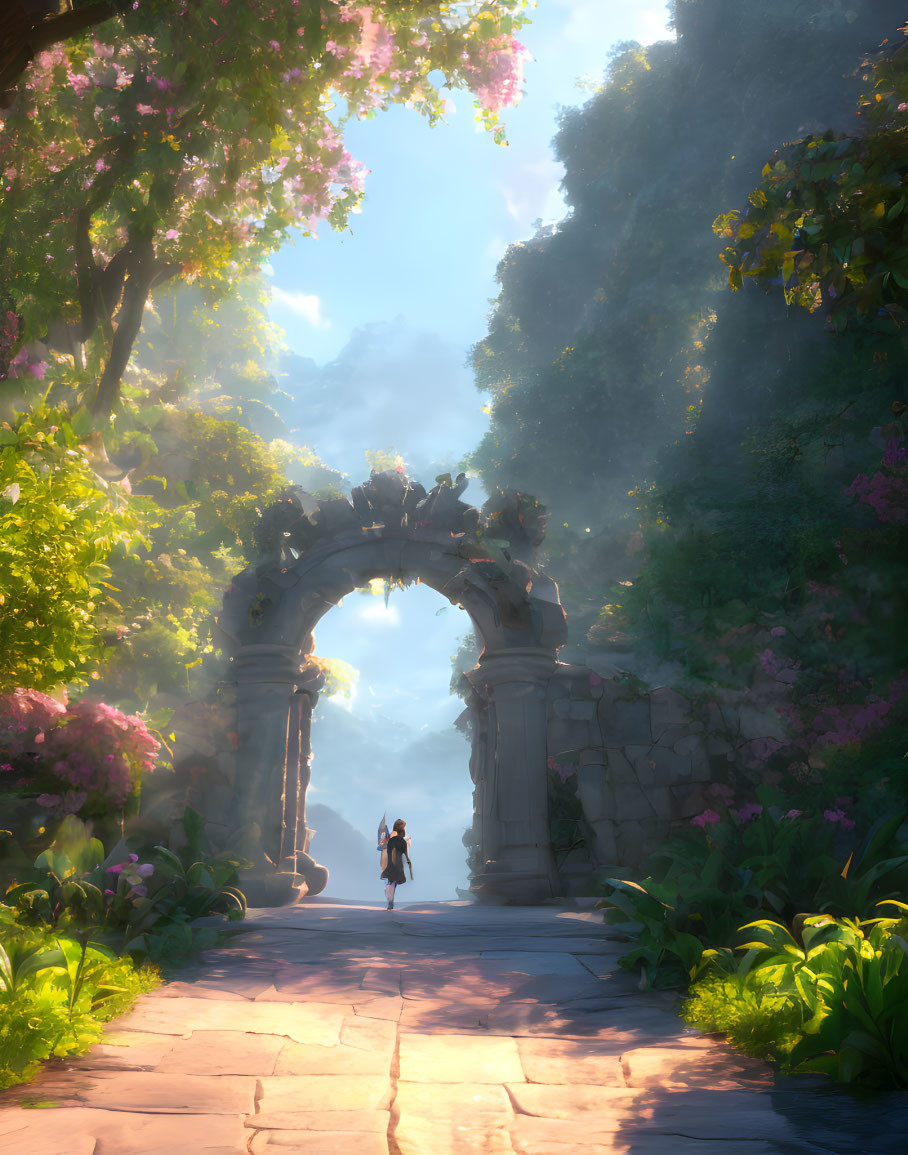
381,833,409,907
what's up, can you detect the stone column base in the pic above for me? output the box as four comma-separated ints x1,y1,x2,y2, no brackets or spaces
469,869,555,905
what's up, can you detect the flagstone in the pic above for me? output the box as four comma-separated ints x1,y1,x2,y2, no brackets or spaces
340,1015,396,1053
618,1042,773,1091
154,1030,286,1076
622,1090,805,1141
509,1115,633,1154
114,997,346,1046
245,1109,390,1132
515,1038,626,1086
149,981,252,1001
398,1033,524,1083
75,1030,176,1071
249,1129,389,1153
273,1039,388,1076
351,995,404,1021
256,1074,393,1113
479,951,594,976
73,1071,256,1114
0,1107,246,1155
392,1082,515,1155
505,1082,646,1124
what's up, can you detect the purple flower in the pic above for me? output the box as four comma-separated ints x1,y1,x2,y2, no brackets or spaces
36,793,61,807
136,863,154,878
691,809,721,828
783,809,803,820
770,626,787,637
736,803,763,824
824,808,846,824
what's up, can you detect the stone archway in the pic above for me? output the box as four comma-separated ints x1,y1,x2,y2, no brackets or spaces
215,471,568,906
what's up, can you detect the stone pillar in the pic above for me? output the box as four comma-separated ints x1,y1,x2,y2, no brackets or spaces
232,644,327,905
467,650,560,904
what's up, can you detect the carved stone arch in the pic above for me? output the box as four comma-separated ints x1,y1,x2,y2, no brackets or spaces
215,473,568,905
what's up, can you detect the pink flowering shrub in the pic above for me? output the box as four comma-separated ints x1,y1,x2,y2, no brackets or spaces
0,688,159,826
846,438,908,524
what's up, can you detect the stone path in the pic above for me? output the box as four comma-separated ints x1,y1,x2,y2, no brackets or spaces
1,899,906,1154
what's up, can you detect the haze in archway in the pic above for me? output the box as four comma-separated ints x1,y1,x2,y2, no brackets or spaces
307,582,478,902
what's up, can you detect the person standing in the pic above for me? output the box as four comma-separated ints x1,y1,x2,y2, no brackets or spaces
380,818,412,909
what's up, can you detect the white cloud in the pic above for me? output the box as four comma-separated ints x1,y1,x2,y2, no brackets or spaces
356,601,402,628
553,0,673,47
270,286,331,329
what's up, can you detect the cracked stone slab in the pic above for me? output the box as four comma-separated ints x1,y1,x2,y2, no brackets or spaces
620,1090,810,1142
256,1074,393,1113
71,1030,176,1071
515,1037,626,1086
399,1033,525,1084
509,1115,635,1154
153,1030,286,1076
64,1071,256,1115
392,1082,515,1155
114,997,347,1046
479,951,594,976
351,995,404,1021
246,1109,390,1132
0,1107,246,1155
249,1129,389,1153
273,1039,389,1077
619,1041,773,1091
505,1082,646,1125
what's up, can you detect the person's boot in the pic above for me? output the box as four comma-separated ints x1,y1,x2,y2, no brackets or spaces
387,900,394,909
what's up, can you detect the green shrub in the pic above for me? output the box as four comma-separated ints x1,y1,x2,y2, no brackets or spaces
0,920,160,1090
595,798,908,988
683,904,908,1088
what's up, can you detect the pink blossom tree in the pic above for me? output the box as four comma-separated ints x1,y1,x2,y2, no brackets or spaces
1,0,531,416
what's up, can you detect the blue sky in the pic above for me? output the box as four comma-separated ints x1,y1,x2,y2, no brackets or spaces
267,0,673,366
268,1,675,897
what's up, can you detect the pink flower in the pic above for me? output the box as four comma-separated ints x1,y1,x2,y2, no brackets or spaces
783,809,803,819
36,793,61,807
824,808,846,824
709,783,735,802
691,809,720,828
770,626,787,637
736,803,763,824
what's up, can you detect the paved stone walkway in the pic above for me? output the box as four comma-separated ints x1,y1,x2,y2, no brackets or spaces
1,899,906,1154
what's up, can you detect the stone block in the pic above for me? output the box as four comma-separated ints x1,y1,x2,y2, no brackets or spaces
616,819,665,867
551,698,571,719
392,1082,514,1155
575,764,609,823
670,782,710,820
639,744,693,787
610,779,656,823
257,1075,392,1114
154,1030,285,1076
250,1129,389,1154
590,820,619,864
646,787,673,822
398,1034,524,1084
599,693,651,747
649,687,692,739
569,700,597,721
515,1037,625,1086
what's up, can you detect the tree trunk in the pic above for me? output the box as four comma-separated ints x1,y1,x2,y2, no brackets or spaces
1,3,117,97
92,238,155,418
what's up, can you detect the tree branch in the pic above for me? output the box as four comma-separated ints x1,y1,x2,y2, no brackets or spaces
92,236,154,417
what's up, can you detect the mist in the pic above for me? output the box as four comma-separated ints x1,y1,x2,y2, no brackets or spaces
304,582,477,902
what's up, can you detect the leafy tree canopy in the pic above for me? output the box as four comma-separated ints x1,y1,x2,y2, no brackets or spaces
1,0,532,415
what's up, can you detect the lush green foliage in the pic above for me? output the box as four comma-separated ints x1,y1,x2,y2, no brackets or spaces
2,0,531,413
0,403,143,692
596,798,908,989
3,812,248,968
683,905,908,1087
0,916,160,1091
